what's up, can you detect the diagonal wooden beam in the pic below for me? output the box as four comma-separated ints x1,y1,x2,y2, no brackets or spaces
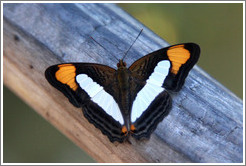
3,3,243,163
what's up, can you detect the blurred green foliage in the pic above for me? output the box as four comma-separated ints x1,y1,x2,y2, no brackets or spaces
3,3,243,163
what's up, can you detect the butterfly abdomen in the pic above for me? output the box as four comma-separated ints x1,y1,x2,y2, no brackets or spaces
116,65,133,129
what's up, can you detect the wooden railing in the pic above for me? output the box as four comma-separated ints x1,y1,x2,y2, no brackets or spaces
3,3,243,163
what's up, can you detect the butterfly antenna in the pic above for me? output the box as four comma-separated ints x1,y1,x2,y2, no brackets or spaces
90,36,119,61
122,29,143,60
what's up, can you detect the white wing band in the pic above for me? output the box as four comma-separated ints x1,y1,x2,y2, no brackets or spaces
76,74,124,125
131,60,170,123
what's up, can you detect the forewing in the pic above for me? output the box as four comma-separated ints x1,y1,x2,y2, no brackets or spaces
129,43,200,92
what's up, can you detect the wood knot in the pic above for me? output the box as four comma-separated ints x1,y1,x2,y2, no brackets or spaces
46,111,50,117
13,34,20,42
29,65,34,69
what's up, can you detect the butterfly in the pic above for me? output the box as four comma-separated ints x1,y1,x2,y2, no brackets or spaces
45,36,200,143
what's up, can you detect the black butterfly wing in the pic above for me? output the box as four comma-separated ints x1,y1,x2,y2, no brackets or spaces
131,91,172,139
129,43,200,139
45,63,126,142
129,43,200,92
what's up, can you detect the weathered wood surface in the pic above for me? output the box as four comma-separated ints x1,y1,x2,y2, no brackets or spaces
3,3,243,163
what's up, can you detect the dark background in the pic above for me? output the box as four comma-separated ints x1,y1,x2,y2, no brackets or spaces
3,3,243,163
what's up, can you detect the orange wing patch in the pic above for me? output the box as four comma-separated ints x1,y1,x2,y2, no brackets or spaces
121,126,128,136
130,124,136,131
167,45,190,74
55,64,78,91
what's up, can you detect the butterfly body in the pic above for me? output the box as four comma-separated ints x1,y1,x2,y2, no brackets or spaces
115,60,132,132
45,43,200,142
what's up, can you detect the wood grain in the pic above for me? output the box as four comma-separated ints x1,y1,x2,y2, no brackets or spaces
3,3,243,163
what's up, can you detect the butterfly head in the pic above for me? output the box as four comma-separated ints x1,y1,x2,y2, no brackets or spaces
117,59,127,69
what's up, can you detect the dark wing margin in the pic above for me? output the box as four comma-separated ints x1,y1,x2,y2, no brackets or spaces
131,91,172,139
45,64,84,107
164,43,200,91
129,43,200,92
45,63,126,142
83,101,127,142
